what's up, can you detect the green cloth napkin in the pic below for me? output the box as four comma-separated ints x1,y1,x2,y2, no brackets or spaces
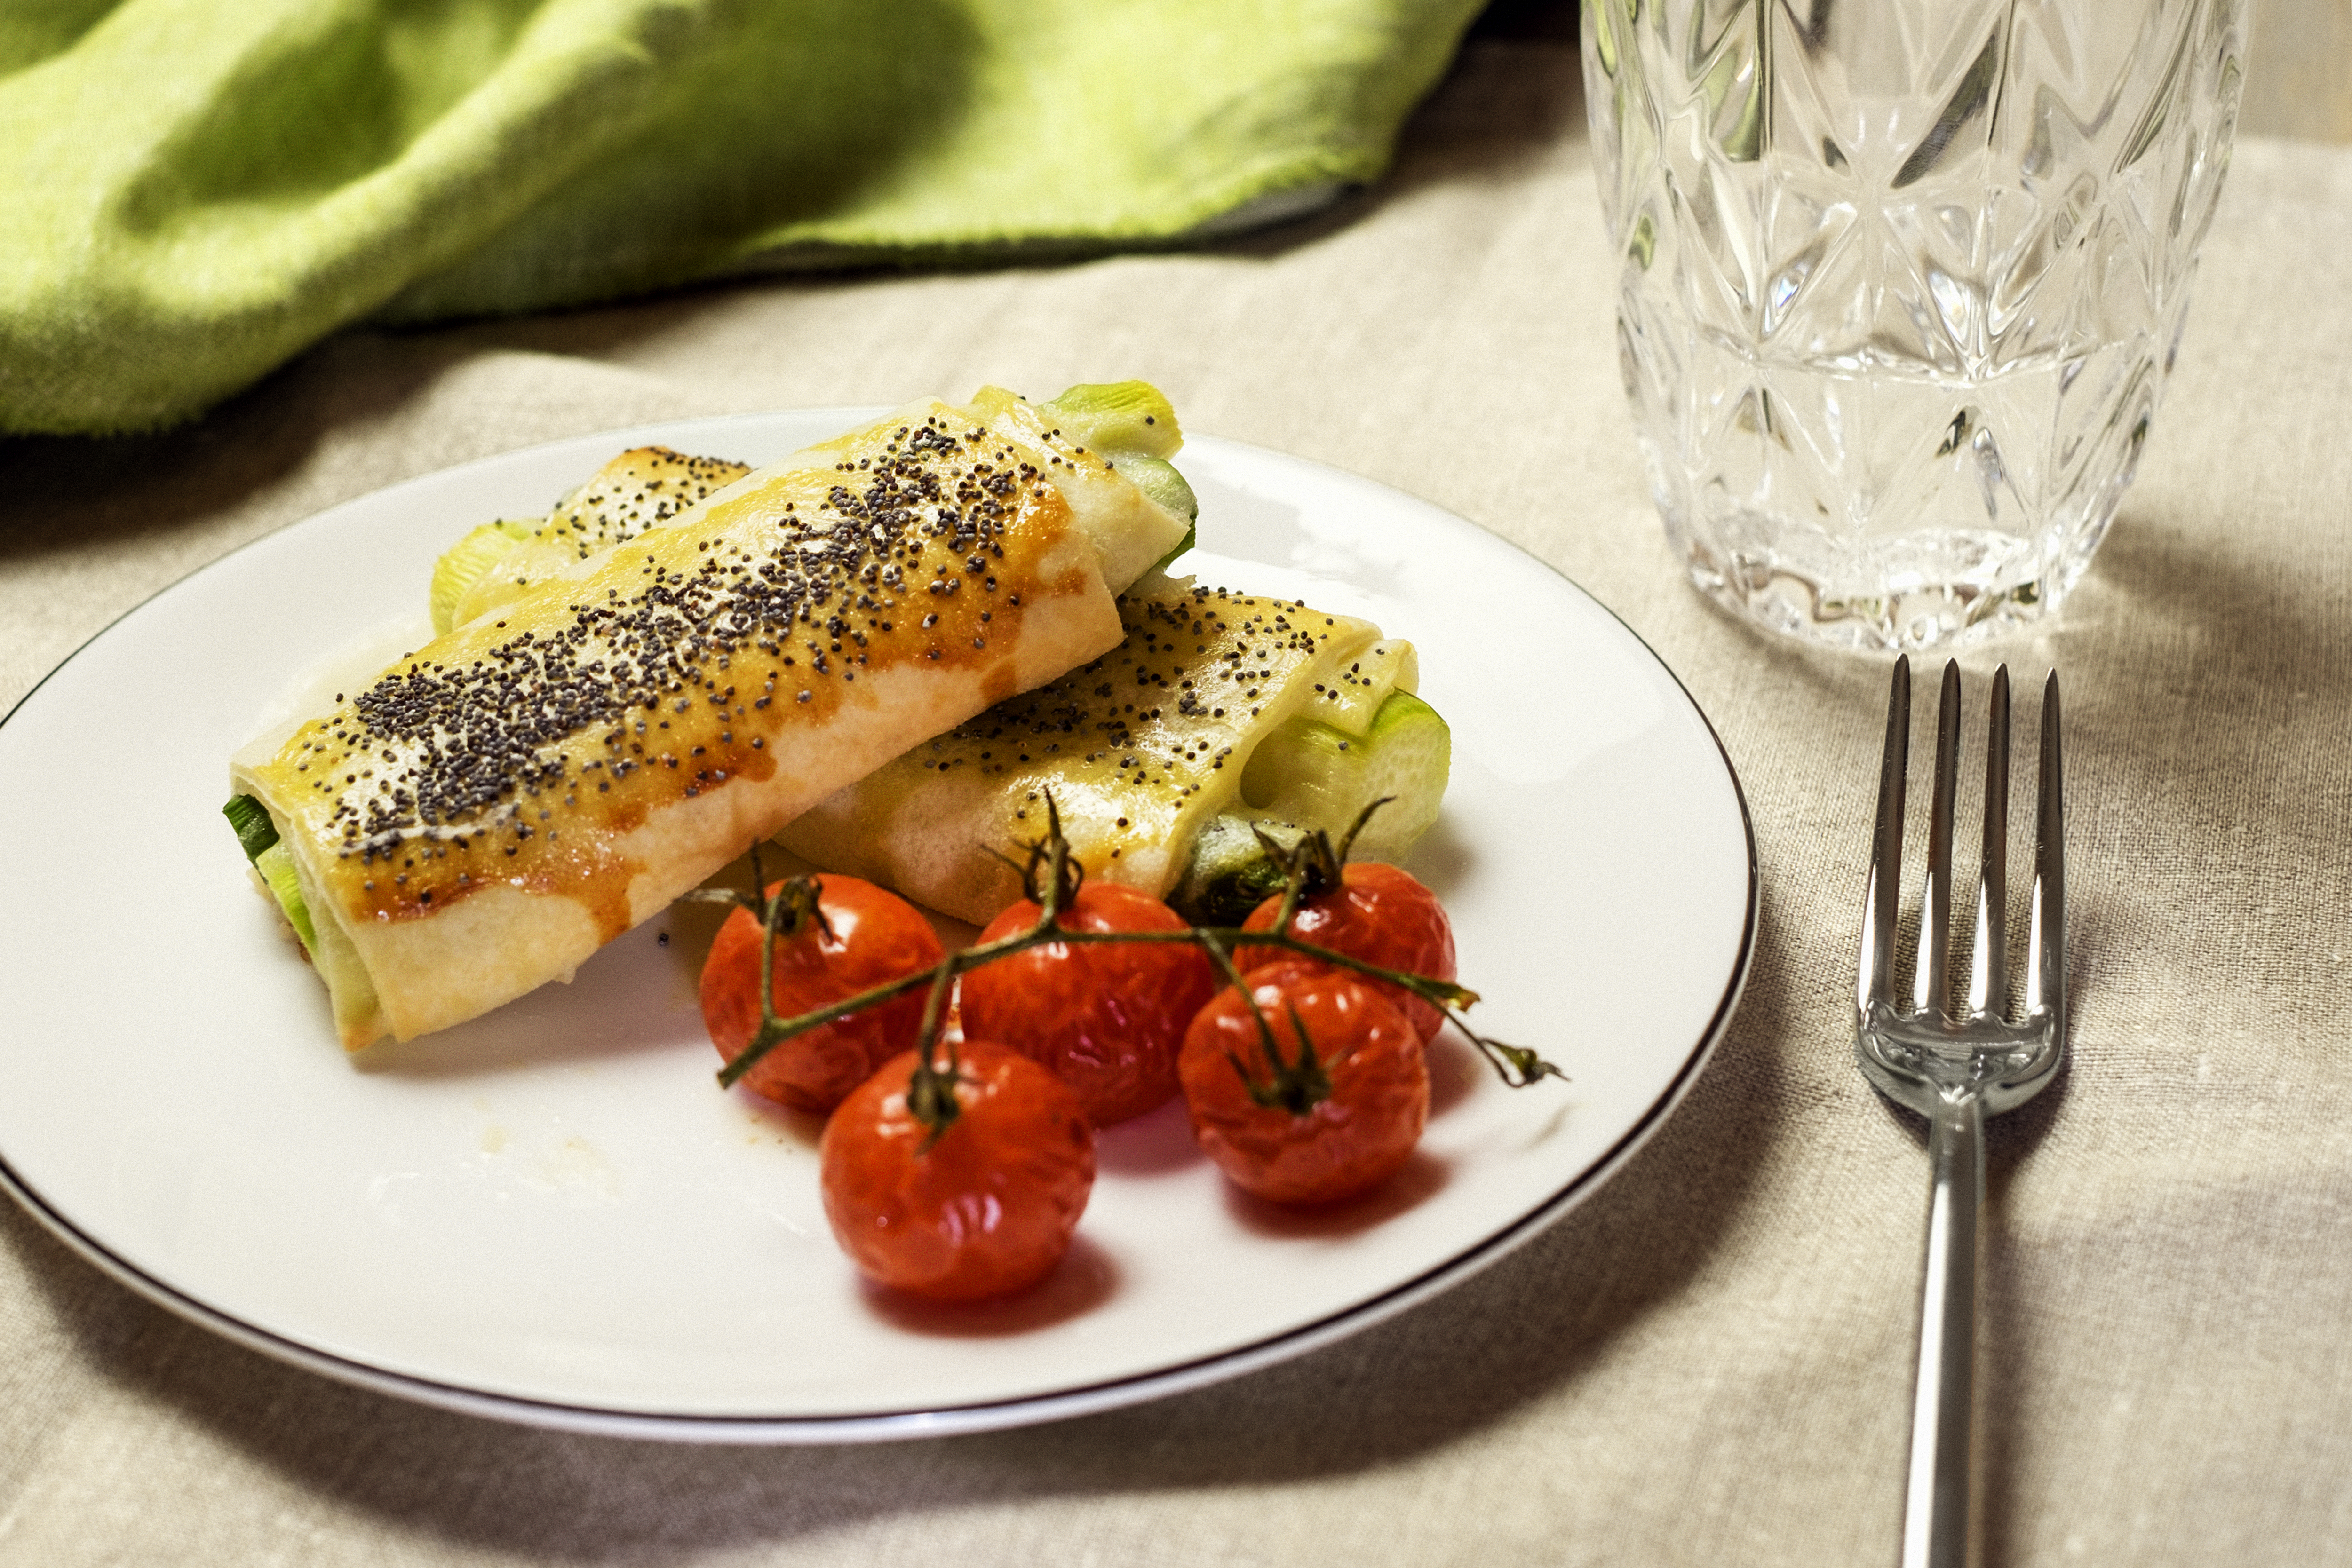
0,0,1481,436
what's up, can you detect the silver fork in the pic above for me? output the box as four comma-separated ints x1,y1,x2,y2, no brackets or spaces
1857,656,2066,1568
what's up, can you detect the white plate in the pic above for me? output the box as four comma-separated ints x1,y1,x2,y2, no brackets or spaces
0,412,1755,1442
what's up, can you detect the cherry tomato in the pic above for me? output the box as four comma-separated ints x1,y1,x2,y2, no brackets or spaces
959,882,1217,1126
701,875,945,1112
820,1041,1095,1299
1179,959,1428,1204
1239,862,1457,1043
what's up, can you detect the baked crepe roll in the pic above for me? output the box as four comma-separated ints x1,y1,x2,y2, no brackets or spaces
775,586,1446,924
431,446,754,634
230,391,1190,1049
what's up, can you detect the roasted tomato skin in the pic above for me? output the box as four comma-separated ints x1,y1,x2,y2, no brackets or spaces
958,883,1217,1126
1239,863,1457,1043
1179,959,1429,1205
701,876,945,1112
820,1042,1096,1300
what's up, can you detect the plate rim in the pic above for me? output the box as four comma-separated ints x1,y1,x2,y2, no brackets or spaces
0,413,1758,1443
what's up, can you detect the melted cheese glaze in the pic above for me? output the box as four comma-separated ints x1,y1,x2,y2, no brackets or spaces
777,586,1414,923
233,396,1183,1045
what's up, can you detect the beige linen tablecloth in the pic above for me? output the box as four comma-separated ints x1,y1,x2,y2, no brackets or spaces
6,40,2351,1568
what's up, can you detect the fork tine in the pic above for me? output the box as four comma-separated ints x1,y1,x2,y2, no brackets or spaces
1967,666,2010,1018
1860,655,1911,1014
1915,661,1962,1019
1855,667,2066,1568
2026,671,2066,1031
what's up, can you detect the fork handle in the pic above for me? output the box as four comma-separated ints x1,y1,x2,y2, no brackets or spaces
1904,1092,1984,1568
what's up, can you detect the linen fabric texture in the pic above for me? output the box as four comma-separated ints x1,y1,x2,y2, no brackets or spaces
0,0,1478,435
7,39,2352,1568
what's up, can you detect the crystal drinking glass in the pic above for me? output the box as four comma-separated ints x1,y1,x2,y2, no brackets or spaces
1581,0,2244,650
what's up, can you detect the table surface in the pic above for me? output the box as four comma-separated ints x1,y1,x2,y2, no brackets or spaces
6,38,2352,1568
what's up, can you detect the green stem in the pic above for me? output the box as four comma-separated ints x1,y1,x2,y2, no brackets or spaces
1197,928,1284,1074
1227,1002,1332,1116
714,918,1560,1093
905,962,963,1148
712,791,1560,1103
1335,796,1394,863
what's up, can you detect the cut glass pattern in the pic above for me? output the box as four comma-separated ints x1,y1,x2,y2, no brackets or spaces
1582,0,2244,649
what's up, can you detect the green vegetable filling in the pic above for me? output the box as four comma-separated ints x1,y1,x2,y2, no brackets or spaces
1043,381,1199,527
1041,381,1183,459
222,792,278,860
1169,817,1307,927
1145,518,1198,578
1238,689,1451,860
1170,690,1453,923
429,517,534,634
223,793,315,954
1113,455,1199,528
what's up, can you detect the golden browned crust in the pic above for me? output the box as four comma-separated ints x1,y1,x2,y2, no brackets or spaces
233,395,1187,1047
454,446,755,628
776,586,1414,923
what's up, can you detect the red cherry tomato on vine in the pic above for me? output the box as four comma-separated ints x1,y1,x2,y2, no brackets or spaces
701,875,944,1112
959,882,1217,1126
1179,959,1428,1204
1239,862,1457,1044
821,1041,1096,1300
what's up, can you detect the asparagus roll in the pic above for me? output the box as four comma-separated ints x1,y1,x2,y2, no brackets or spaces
770,380,1449,923
774,584,1450,924
227,388,1191,1049
430,445,754,634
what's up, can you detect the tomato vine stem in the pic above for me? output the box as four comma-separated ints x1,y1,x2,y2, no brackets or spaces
713,798,1567,1101
905,962,962,1150
1227,1003,1335,1115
